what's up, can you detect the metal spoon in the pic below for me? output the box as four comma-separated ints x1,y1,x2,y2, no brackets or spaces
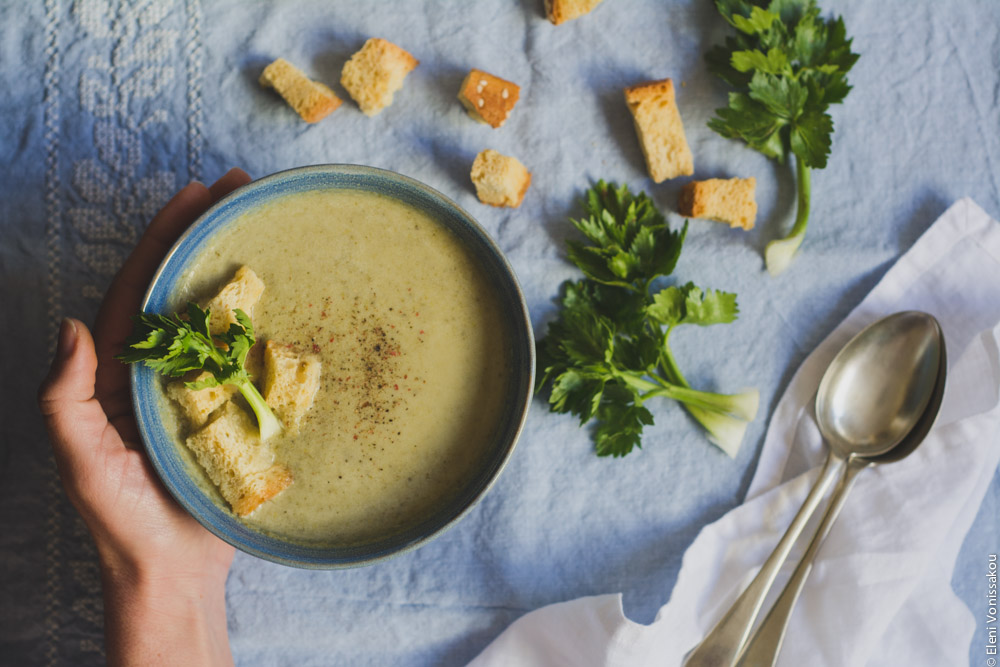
735,319,945,666
684,311,943,667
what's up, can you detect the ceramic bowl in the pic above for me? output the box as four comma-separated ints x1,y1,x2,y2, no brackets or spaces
131,164,534,568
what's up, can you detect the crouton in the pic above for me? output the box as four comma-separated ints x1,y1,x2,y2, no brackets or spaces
263,341,322,433
458,69,520,128
258,58,341,123
167,372,237,428
470,149,532,208
204,266,265,335
678,177,758,230
185,402,293,516
244,341,265,384
544,0,604,24
340,38,418,116
624,78,694,182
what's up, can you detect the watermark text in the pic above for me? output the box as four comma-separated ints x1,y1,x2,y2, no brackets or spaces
987,554,997,665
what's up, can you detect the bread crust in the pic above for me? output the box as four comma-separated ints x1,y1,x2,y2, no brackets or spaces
204,266,265,335
545,0,604,25
259,58,341,123
167,372,237,428
678,177,758,230
185,402,293,517
471,149,532,208
341,38,418,116
263,340,322,434
458,69,520,128
624,78,694,182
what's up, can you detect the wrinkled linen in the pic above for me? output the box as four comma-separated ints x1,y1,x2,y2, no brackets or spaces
470,199,1000,667
2,1,999,665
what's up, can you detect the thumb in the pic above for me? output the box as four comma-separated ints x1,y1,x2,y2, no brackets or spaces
39,318,98,416
38,319,112,471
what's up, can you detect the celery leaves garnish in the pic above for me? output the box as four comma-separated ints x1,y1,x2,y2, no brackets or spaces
118,302,282,440
706,0,858,274
537,182,758,458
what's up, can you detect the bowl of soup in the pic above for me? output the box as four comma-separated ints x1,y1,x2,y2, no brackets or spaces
131,164,534,568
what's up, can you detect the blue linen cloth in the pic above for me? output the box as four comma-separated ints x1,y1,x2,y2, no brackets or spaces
2,1,999,665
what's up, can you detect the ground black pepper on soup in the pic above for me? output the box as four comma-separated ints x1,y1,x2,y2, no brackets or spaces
162,189,509,545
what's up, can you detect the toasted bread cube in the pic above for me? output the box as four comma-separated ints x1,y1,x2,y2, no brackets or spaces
167,372,237,428
185,402,293,516
340,38,418,116
679,177,758,230
544,0,604,24
624,78,694,182
263,341,322,433
471,149,532,208
244,341,265,384
204,266,265,335
458,69,521,128
259,58,341,123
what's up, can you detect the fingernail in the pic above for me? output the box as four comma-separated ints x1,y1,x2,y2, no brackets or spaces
57,318,78,361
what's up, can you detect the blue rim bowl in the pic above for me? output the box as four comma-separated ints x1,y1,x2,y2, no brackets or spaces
131,164,534,568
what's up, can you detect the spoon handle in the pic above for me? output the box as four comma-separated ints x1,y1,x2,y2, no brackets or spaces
735,457,871,667
683,452,846,667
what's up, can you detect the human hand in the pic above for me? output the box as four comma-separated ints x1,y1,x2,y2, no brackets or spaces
38,168,252,667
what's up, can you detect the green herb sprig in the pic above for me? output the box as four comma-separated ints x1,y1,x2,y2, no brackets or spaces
537,182,758,457
117,302,282,440
706,0,858,274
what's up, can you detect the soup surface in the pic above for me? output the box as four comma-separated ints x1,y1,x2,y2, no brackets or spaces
164,189,509,545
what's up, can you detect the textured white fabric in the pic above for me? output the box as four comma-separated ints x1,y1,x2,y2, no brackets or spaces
471,199,1000,666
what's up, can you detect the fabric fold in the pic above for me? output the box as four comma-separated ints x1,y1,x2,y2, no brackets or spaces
470,199,1000,667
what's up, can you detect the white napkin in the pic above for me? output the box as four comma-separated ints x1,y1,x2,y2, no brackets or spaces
469,198,1000,667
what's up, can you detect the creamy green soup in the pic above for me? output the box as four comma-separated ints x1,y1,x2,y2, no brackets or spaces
164,189,509,545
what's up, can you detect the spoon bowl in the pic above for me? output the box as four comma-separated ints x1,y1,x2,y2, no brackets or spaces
864,324,946,465
817,311,943,458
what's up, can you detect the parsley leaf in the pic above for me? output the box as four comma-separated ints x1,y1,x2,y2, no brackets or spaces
789,108,833,168
537,182,759,458
647,283,739,328
748,71,807,120
567,182,685,289
706,0,858,273
594,386,654,457
708,93,787,161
